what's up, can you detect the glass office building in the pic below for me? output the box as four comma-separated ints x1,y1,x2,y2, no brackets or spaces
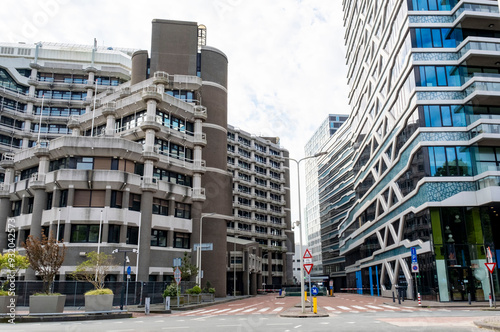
319,0,500,301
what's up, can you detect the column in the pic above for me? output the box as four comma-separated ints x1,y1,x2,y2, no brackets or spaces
137,190,154,281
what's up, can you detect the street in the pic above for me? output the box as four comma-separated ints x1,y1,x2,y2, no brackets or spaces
2,294,498,332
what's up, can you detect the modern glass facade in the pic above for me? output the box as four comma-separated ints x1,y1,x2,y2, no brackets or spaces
318,0,500,301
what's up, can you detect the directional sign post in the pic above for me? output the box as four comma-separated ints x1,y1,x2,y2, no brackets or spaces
411,247,420,305
174,267,182,307
486,247,496,308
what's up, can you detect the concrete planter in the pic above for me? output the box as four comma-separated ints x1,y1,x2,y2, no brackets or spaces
0,295,17,314
29,294,66,313
85,294,114,312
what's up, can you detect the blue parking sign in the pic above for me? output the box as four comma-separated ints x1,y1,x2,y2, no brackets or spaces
311,286,319,296
411,247,418,263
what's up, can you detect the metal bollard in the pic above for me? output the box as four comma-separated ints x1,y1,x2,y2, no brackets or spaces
145,297,150,315
468,293,471,305
392,291,395,303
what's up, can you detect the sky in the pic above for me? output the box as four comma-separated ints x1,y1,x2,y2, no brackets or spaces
0,0,351,240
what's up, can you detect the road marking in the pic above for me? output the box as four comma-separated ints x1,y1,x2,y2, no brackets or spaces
243,308,257,313
380,305,397,309
366,305,383,310
228,308,245,313
338,306,351,310
352,305,366,310
324,306,337,311
213,308,232,313
258,307,270,312
217,325,241,327
273,307,284,312
294,325,302,329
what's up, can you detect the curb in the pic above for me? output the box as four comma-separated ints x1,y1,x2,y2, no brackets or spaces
474,320,500,331
0,312,132,324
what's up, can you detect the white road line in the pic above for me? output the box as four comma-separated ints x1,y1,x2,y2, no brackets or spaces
162,327,189,330
243,308,257,313
365,305,383,310
380,305,397,309
272,307,284,312
352,305,366,310
213,308,232,313
295,325,302,329
324,306,337,311
337,306,352,310
258,307,270,312
228,308,245,313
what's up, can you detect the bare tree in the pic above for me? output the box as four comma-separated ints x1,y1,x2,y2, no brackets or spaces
23,231,66,294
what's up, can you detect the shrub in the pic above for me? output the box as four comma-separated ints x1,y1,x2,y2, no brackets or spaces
33,292,62,296
0,290,10,296
208,288,215,294
85,288,113,296
163,283,178,298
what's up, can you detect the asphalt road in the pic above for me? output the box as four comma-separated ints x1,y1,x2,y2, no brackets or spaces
2,294,498,332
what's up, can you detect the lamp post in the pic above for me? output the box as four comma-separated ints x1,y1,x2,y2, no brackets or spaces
197,212,216,286
112,248,138,310
286,151,327,313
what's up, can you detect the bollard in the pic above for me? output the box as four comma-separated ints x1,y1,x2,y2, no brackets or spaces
490,293,493,308
305,291,308,302
398,291,401,305
145,297,151,315
313,296,317,314
165,296,170,311
468,293,471,305
392,291,395,303
418,293,421,306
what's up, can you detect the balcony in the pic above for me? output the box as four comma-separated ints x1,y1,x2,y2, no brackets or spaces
141,85,162,102
141,177,159,191
191,188,206,201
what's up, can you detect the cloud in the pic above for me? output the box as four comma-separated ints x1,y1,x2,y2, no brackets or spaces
0,0,351,231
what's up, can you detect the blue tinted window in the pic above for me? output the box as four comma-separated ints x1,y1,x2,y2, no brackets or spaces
429,105,441,126
441,106,452,126
428,0,438,10
446,66,461,86
424,66,437,86
432,29,442,47
422,29,432,48
436,67,447,86
451,106,466,126
456,147,472,176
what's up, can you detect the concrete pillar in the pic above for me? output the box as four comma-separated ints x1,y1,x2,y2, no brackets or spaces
251,272,258,295
146,99,156,118
30,188,47,239
0,198,11,249
119,222,127,244
243,264,249,295
105,187,112,207
122,188,130,209
168,198,175,216
105,115,116,136
168,230,174,248
137,190,153,281
67,186,75,207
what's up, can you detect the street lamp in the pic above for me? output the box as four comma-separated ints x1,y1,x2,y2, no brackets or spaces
112,248,138,310
286,151,327,313
197,212,216,286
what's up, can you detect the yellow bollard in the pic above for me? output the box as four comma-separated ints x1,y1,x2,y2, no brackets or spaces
313,296,317,314
305,291,307,302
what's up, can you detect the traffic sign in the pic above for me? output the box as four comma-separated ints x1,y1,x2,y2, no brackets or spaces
303,249,313,259
485,262,497,273
303,264,313,275
173,258,182,267
304,258,313,264
127,266,131,275
411,263,419,273
174,267,182,285
411,247,418,263
311,286,319,296
193,243,213,251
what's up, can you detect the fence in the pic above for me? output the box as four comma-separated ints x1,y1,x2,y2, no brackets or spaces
11,280,196,307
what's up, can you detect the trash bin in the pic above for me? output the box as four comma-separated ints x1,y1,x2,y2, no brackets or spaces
279,289,282,296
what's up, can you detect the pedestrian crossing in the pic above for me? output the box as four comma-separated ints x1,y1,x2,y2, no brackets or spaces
173,303,420,317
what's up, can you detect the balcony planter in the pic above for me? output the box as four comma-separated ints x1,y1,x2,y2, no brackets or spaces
29,294,66,313
85,293,114,312
0,295,17,314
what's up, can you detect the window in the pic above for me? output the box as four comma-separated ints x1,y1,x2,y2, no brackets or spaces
45,192,53,210
111,191,123,208
129,194,141,211
422,105,466,127
151,229,167,247
408,0,457,11
27,197,34,214
411,28,462,48
59,190,68,208
174,232,190,249
73,190,105,207
175,203,191,219
108,224,120,243
153,198,169,215
428,146,472,176
476,147,500,173
126,226,139,245
71,224,101,243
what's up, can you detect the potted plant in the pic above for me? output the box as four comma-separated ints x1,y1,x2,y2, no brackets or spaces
71,251,116,312
23,231,66,313
163,283,183,307
186,285,202,304
0,252,29,313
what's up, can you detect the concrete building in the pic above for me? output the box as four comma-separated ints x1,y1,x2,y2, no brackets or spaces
304,114,347,277
227,126,294,289
0,19,292,296
318,0,500,301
